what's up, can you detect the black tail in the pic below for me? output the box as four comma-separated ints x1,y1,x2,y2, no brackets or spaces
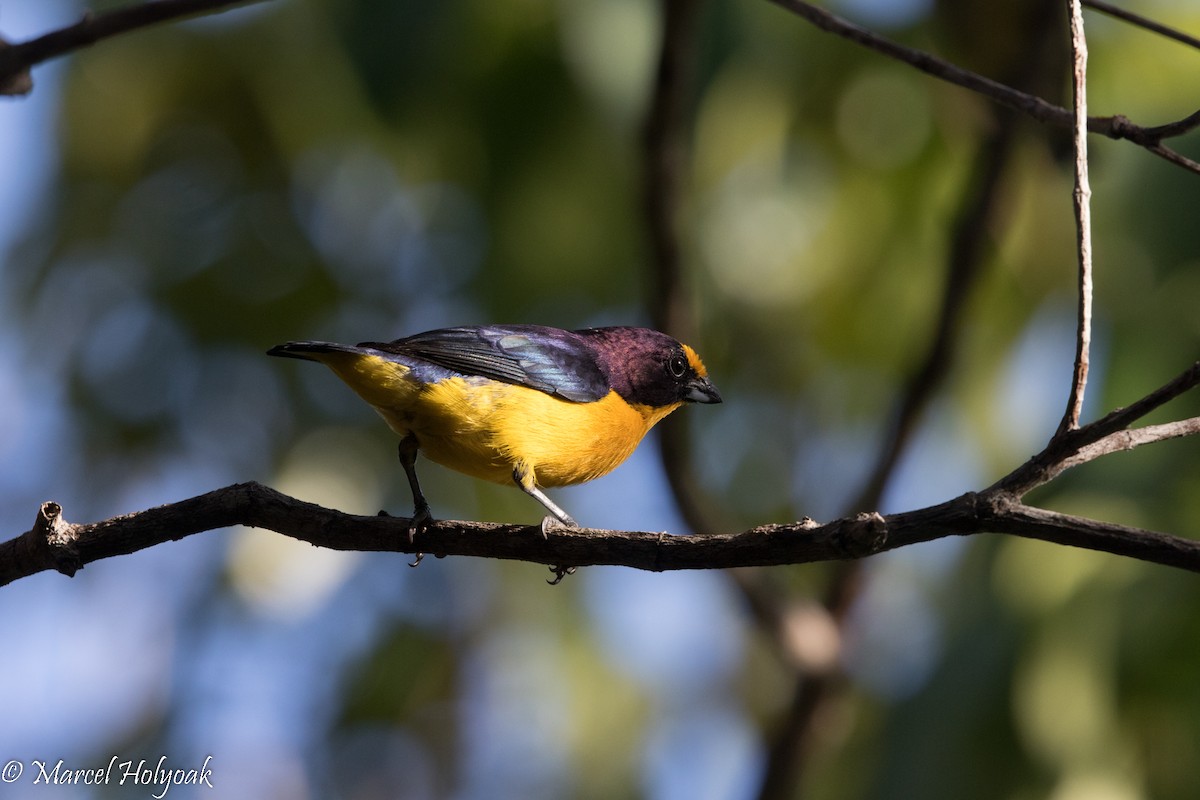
266,341,364,361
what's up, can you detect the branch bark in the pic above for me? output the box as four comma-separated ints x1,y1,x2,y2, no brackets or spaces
5,477,1200,589
996,360,1200,495
6,366,1190,588
1060,0,1094,433
3,361,1199,587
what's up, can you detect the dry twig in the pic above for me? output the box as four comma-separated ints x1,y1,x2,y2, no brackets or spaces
1060,0,1094,433
1083,0,1200,50
765,0,1200,175
0,0,269,95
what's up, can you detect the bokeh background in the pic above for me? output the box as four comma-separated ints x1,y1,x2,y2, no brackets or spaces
3,0,1200,798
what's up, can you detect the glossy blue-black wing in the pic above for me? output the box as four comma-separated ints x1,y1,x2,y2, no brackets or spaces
360,325,610,403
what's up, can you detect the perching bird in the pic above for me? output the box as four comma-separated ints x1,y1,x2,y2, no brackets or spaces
268,325,720,576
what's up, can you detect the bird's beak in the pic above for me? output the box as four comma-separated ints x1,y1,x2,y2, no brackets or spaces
684,377,722,404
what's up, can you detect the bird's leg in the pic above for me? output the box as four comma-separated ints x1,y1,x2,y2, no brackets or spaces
511,467,578,533
509,466,571,526
399,435,432,567
512,465,578,584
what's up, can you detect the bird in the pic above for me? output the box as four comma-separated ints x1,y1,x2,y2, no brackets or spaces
268,324,721,579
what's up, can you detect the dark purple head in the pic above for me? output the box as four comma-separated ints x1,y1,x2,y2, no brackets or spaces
577,327,721,408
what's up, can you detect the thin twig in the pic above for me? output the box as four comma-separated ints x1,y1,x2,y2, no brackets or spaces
997,360,1200,495
1141,110,1200,142
1083,0,1200,51
990,501,1200,566
764,0,1200,176
1073,361,1200,442
1061,416,1200,469
0,0,269,95
1060,0,1094,434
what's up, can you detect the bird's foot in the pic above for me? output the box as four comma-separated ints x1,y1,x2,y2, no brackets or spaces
407,502,433,543
547,565,577,586
379,503,434,567
539,513,578,540
539,515,579,584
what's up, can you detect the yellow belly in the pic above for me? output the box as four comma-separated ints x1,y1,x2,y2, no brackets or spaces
318,351,680,487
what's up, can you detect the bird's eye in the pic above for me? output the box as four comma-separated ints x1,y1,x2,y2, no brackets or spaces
667,353,688,378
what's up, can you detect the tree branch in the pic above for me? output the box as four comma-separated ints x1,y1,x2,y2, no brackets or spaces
1060,0,1094,434
1062,417,1200,469
2,362,1198,586
988,501,1200,567
1083,0,1200,51
0,0,270,95
997,360,1200,495
5,480,1200,589
764,0,1200,175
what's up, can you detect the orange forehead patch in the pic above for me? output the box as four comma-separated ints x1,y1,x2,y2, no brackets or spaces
682,344,708,377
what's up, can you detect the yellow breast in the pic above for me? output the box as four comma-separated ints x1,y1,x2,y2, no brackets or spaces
315,350,680,488
489,390,681,487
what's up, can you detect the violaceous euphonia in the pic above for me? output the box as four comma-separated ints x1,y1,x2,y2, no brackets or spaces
268,324,721,554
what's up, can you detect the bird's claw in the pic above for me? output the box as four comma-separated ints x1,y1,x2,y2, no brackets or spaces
547,565,576,585
540,515,579,583
539,514,578,540
405,503,433,568
407,502,433,543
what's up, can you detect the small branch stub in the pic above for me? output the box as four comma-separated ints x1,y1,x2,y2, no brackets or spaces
838,512,888,557
0,40,32,95
35,501,81,577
